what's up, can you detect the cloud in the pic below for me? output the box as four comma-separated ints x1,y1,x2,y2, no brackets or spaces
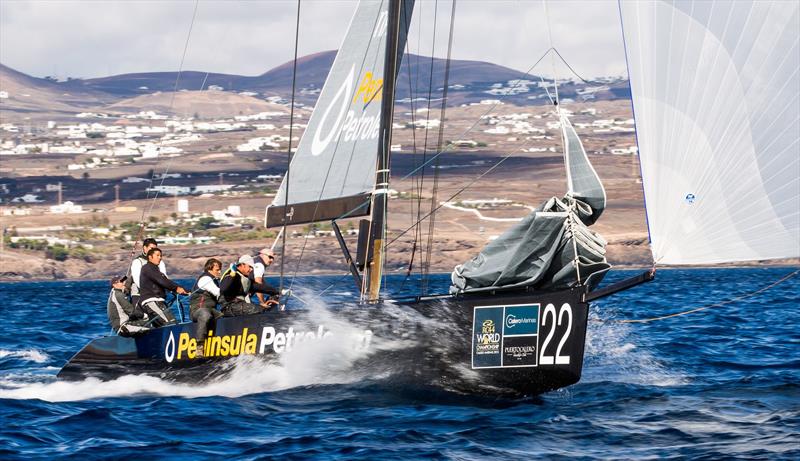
0,0,626,79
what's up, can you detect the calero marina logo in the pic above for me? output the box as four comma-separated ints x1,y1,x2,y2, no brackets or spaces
164,326,373,363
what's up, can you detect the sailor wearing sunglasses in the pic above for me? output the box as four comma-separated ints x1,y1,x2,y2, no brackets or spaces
254,248,277,308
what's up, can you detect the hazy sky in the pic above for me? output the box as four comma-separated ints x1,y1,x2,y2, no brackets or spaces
0,0,628,80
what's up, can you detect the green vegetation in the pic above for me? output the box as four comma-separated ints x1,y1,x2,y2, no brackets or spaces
10,242,97,262
8,238,48,251
195,217,217,230
210,227,275,242
302,222,332,234
79,215,110,227
45,244,69,261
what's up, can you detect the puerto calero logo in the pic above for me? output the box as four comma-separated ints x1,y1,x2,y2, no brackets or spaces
164,325,373,363
503,344,537,359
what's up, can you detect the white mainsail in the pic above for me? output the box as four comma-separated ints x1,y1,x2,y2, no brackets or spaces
620,0,799,264
266,0,415,228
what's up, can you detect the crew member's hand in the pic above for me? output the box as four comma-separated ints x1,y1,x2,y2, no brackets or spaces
176,287,189,295
262,300,279,310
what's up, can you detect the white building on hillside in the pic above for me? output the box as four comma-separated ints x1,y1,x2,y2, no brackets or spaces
49,201,84,214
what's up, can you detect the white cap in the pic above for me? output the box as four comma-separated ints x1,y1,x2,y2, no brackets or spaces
237,255,255,267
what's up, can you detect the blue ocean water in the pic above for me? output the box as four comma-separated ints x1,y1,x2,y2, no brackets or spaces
0,268,798,459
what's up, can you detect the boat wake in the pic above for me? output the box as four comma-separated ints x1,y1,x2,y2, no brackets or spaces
0,300,427,402
582,303,688,387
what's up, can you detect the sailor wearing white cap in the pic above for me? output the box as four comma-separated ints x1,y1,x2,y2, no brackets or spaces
218,254,280,316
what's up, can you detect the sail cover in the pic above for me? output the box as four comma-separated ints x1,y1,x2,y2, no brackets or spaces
451,115,610,294
620,0,800,264
267,0,415,228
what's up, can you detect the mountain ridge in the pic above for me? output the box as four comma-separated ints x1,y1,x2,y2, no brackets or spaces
0,51,629,117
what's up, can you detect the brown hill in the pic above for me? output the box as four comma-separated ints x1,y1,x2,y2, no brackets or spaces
107,90,295,118
0,64,115,120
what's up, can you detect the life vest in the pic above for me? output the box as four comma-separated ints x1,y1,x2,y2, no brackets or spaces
189,271,219,311
125,254,147,295
220,266,252,303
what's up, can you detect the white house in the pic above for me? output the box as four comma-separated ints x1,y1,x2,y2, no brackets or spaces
49,201,84,214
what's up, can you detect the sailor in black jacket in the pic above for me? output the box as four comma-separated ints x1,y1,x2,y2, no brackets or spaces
189,258,224,356
219,255,279,316
107,276,151,336
139,247,188,327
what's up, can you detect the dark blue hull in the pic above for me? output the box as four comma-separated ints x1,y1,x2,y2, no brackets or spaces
58,287,589,397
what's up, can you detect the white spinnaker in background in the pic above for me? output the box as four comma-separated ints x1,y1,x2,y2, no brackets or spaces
620,0,799,264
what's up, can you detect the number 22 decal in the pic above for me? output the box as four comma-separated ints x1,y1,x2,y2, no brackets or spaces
540,303,572,365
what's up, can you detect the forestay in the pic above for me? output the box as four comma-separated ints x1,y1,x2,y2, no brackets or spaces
451,114,610,294
267,0,415,228
620,0,800,264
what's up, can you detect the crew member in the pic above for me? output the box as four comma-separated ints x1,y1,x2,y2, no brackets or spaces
189,258,223,357
138,247,188,327
219,255,279,316
127,238,166,306
107,275,151,336
253,248,276,307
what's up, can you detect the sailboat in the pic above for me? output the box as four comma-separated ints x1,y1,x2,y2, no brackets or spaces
58,0,799,397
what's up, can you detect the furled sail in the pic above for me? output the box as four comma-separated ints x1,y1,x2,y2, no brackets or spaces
450,114,610,294
266,0,415,228
562,112,606,225
620,0,800,264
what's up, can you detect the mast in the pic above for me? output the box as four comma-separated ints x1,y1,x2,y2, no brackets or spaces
365,0,403,302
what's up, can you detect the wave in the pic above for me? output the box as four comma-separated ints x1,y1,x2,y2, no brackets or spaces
0,348,49,363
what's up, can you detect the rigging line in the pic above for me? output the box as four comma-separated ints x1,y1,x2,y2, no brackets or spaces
289,2,387,292
550,48,611,87
543,0,560,104
131,0,200,254
608,269,800,324
386,139,534,249
199,71,210,92
320,46,562,244
399,1,422,290
279,0,301,298
377,0,406,300
417,0,440,292
539,75,556,105
411,0,440,266
423,0,456,295
400,47,556,181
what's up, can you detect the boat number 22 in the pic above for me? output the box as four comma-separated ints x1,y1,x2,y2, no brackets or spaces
540,303,572,365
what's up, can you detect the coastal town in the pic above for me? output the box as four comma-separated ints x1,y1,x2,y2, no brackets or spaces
1,66,650,280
